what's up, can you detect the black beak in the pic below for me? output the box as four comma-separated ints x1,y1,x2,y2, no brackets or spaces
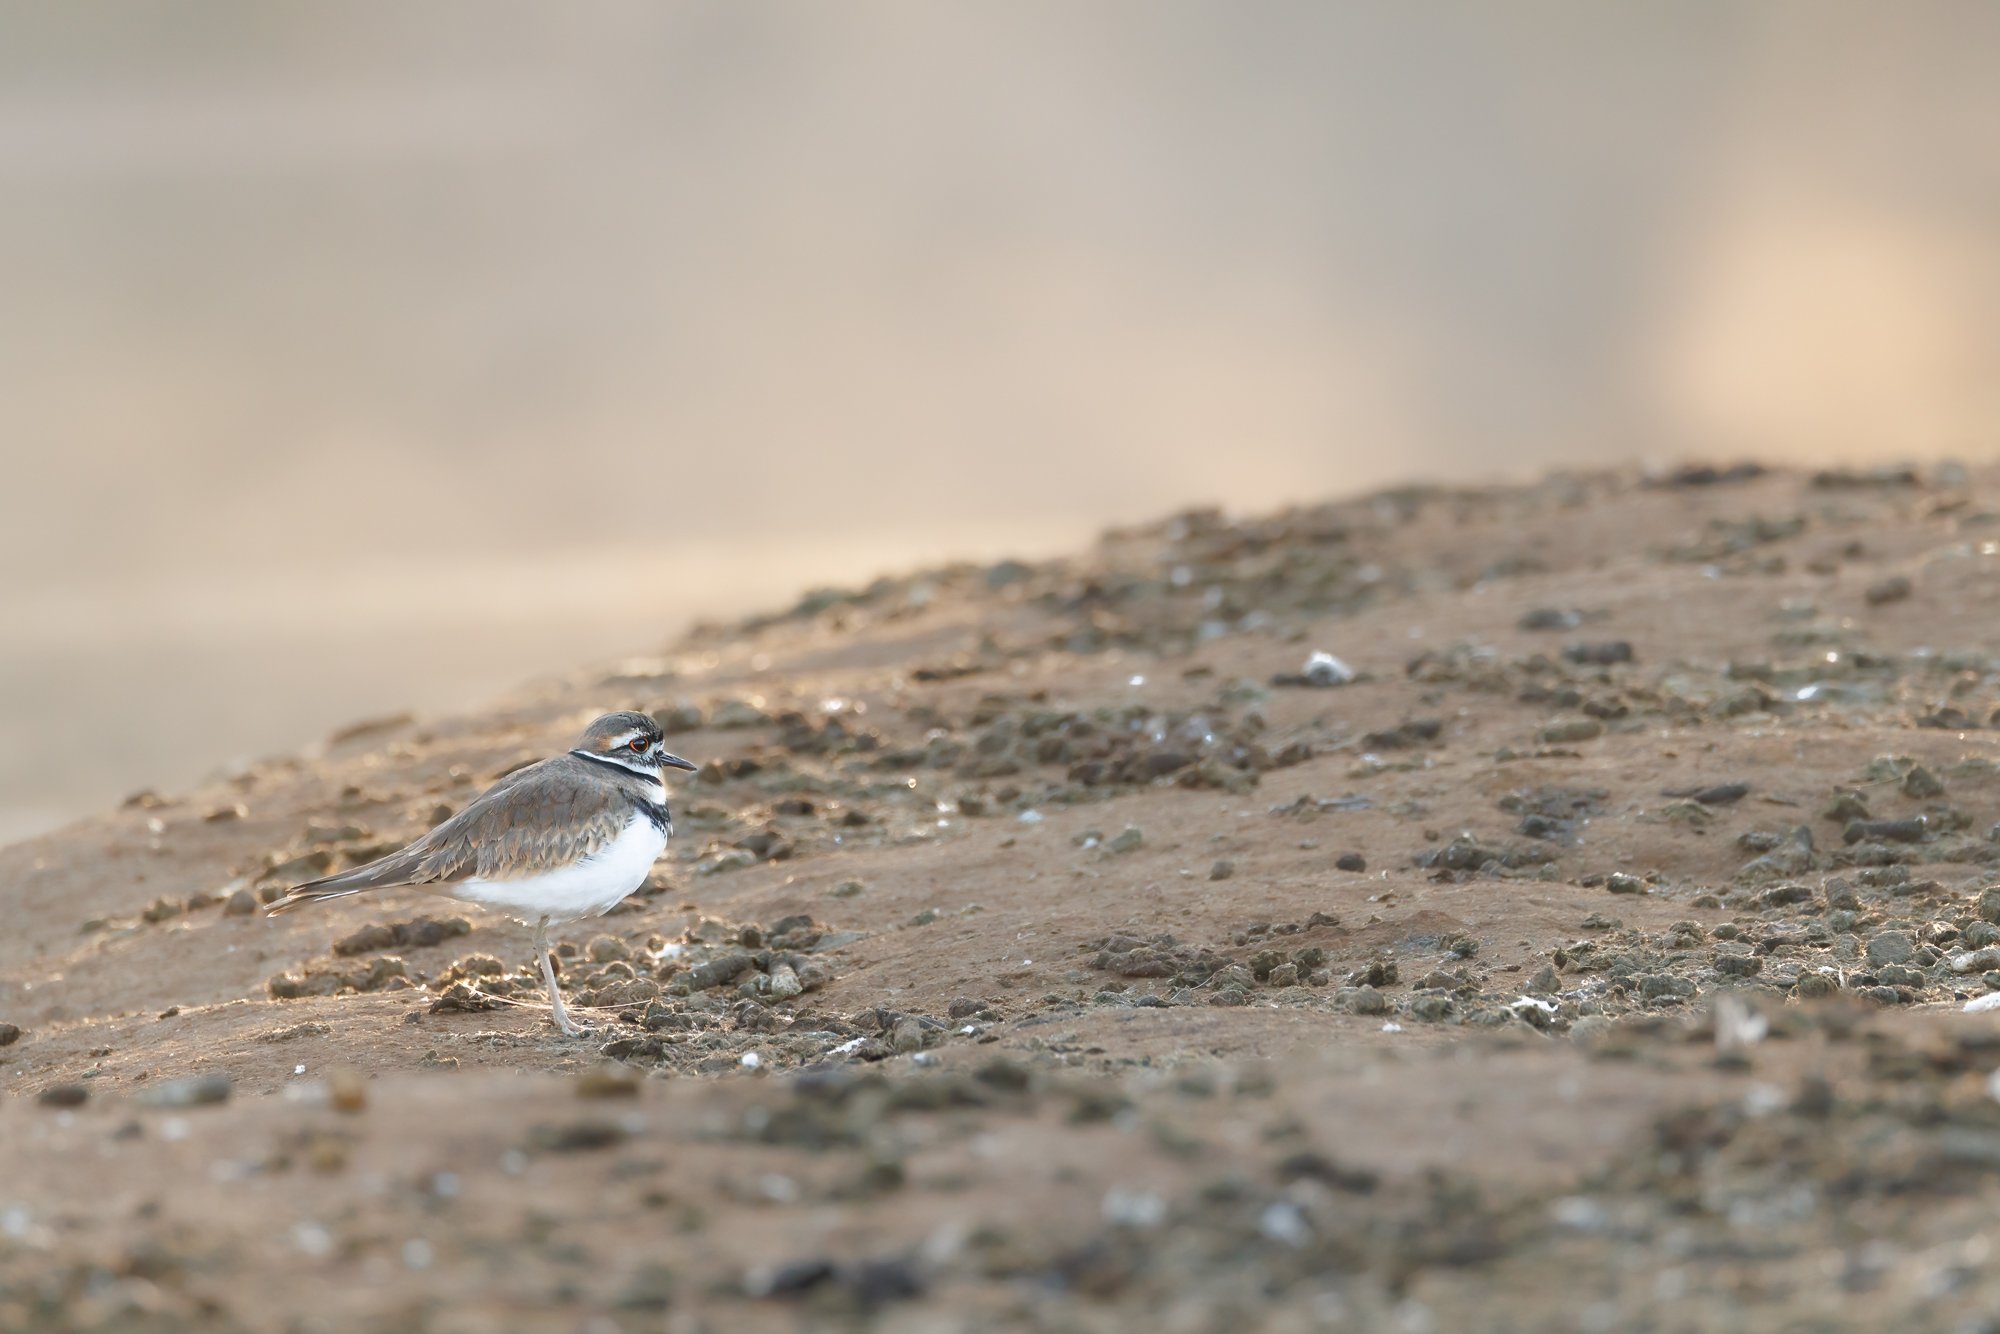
659,751,698,773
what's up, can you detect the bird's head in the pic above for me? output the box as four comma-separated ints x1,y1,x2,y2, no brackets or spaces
573,711,697,775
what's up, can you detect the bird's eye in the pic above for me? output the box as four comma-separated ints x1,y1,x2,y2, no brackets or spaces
629,738,648,752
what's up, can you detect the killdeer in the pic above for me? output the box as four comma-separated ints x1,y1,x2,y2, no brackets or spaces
269,711,698,1037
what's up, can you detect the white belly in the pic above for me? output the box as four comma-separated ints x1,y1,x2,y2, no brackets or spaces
450,814,667,925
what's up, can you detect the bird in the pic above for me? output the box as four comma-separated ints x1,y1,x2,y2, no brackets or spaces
269,711,698,1037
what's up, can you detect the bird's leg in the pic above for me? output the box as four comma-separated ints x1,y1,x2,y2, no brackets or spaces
534,916,582,1038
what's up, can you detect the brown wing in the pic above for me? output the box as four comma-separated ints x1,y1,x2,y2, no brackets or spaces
415,759,633,882
271,756,633,910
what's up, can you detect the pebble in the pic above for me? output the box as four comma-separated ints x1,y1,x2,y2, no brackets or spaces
1604,873,1647,896
528,1120,628,1152
1301,652,1355,687
0,1023,19,1047
329,1070,368,1114
1408,994,1454,1023
1864,576,1912,606
575,1067,643,1099
1843,818,1927,845
1335,852,1367,873
1537,717,1603,744
1106,826,1144,855
1562,641,1634,666
1901,765,1945,799
1208,859,1234,881
37,1084,87,1108
1337,986,1389,1015
709,699,773,729
1665,782,1749,806
1740,826,1815,879
137,1073,233,1108
1866,931,1916,966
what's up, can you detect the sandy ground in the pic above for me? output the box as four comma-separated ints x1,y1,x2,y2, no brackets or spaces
11,463,2000,1331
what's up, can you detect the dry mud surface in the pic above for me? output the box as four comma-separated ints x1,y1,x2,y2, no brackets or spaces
13,464,2000,1331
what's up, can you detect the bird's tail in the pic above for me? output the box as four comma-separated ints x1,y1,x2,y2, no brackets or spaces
264,884,374,916
264,846,423,917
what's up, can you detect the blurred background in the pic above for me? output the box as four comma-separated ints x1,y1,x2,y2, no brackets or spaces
3,2,1998,843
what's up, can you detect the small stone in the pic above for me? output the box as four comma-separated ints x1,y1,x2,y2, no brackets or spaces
1408,994,1454,1023
587,935,632,963
1208,859,1234,881
1335,852,1366,873
1740,826,1815,879
1845,817,1928,845
593,978,664,1008
1337,985,1389,1015
709,699,772,729
1822,791,1870,823
1562,641,1634,666
1864,576,1912,606
136,1073,232,1108
1794,972,1840,1000
1301,652,1355,687
38,1084,87,1108
1978,888,2000,925
1901,765,1945,799
1569,1015,1615,1046
1712,947,1762,978
1947,947,2000,975
222,889,257,917
0,1023,20,1047
1866,930,1915,966
528,1120,627,1152
1756,883,1816,909
1604,873,1647,896
1537,717,1603,745
1106,826,1144,855
299,1070,359,1120
1639,974,1696,999
1660,800,1713,827
575,1066,643,1099
203,804,247,823
1266,963,1300,988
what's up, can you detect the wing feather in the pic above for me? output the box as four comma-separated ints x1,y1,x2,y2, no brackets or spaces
270,756,636,912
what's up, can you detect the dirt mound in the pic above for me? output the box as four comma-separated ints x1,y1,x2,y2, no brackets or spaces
9,463,2000,1329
